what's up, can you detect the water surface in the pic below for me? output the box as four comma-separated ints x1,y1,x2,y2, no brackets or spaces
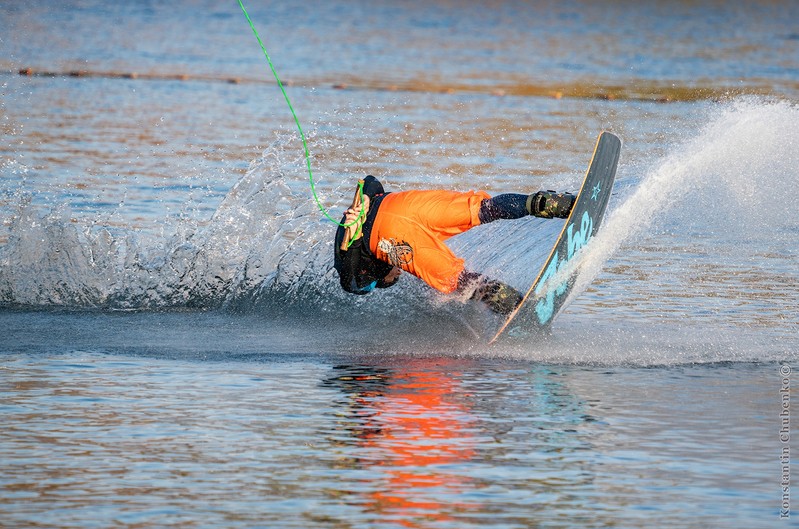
1,1,797,526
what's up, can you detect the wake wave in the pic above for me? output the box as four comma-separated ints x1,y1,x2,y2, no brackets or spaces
0,138,483,347
1,97,796,356
0,142,331,311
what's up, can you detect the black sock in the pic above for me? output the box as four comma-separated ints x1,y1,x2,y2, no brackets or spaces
478,194,529,224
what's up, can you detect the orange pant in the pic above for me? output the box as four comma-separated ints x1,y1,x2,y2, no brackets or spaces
369,190,490,293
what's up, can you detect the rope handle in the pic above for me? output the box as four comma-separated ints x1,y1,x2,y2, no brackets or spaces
340,180,366,250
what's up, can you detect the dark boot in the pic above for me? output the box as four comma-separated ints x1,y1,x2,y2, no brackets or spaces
526,190,576,219
478,281,523,315
458,271,522,315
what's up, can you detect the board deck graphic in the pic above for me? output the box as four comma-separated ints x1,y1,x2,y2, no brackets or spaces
490,131,621,344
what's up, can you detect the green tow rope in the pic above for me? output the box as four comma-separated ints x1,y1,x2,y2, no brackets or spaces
237,0,364,242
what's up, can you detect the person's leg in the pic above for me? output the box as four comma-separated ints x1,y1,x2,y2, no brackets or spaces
478,191,576,223
477,193,528,223
370,191,489,293
457,270,523,315
370,189,573,298
401,189,489,238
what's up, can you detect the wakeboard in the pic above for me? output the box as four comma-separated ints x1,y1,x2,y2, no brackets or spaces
490,131,621,344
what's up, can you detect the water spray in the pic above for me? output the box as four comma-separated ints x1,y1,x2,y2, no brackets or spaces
237,0,364,245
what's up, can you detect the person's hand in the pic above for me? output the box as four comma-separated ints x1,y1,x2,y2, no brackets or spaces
384,267,402,283
344,195,369,226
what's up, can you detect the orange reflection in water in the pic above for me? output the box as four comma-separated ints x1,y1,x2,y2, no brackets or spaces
336,361,480,526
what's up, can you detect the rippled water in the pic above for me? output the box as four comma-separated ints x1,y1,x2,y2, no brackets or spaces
1,0,798,526
0,352,780,528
